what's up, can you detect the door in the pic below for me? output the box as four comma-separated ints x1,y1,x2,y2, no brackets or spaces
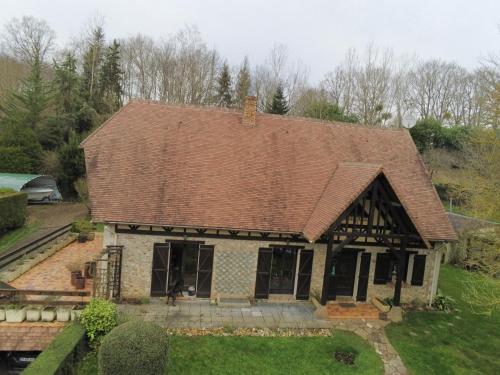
296,250,314,300
197,245,214,298
255,248,273,299
327,251,357,299
150,243,170,296
269,248,297,294
356,253,371,301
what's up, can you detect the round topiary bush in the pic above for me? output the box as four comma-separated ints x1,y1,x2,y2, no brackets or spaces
98,320,169,375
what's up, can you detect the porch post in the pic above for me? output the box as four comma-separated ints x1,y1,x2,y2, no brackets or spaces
393,235,408,306
320,233,334,305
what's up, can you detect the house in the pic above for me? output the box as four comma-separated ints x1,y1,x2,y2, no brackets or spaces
81,97,457,306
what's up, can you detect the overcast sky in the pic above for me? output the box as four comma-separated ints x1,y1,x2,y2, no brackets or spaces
1,0,499,82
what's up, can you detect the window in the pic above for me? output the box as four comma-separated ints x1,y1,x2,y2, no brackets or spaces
411,255,426,286
374,252,411,285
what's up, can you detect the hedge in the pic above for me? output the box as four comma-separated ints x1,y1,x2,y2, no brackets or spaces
0,190,27,232
0,146,32,173
24,323,87,375
98,321,169,375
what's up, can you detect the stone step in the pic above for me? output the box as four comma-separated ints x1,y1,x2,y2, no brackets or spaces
217,298,251,308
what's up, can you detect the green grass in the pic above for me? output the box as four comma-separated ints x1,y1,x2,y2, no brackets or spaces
0,223,39,254
77,330,383,375
386,265,500,375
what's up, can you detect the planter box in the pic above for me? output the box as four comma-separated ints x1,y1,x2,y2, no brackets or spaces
56,308,71,322
6,306,26,323
0,308,5,321
26,307,41,322
71,306,84,321
371,297,391,313
71,271,82,286
42,307,56,322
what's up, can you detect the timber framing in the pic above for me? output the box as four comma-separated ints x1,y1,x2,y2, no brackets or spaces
320,174,424,306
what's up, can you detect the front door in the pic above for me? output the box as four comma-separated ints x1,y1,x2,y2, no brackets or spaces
269,248,297,294
327,251,357,299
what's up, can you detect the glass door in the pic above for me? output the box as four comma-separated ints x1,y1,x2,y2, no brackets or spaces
269,248,297,294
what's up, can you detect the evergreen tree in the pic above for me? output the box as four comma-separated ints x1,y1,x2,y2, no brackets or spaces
216,62,232,107
235,57,251,108
81,26,105,109
53,53,81,116
303,99,358,123
99,40,123,114
266,84,289,115
58,130,86,196
0,56,52,130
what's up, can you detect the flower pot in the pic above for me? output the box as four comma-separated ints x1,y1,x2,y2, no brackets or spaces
56,308,70,322
71,270,82,285
75,276,86,290
0,308,5,321
71,305,84,321
6,306,26,323
78,232,88,243
87,232,95,241
26,307,41,322
42,306,56,322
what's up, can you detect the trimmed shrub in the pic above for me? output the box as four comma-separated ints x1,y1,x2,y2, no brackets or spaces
98,321,169,375
0,190,27,232
80,299,118,349
24,323,86,375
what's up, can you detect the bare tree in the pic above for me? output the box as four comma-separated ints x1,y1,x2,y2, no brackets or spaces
1,16,55,64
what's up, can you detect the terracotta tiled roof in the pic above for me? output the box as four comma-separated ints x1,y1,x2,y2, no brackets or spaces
302,162,382,242
0,322,65,351
82,101,457,243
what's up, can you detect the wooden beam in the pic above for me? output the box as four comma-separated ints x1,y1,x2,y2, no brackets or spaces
393,235,408,306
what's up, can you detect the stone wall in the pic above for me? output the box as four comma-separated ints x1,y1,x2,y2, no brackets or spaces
105,225,438,304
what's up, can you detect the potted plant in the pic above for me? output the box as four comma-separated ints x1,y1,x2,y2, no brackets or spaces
75,275,86,290
41,306,56,322
5,305,26,323
0,306,6,321
26,306,41,322
78,232,88,243
66,259,83,286
56,307,71,322
71,305,84,321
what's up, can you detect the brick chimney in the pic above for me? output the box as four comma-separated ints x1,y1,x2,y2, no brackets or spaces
242,96,257,126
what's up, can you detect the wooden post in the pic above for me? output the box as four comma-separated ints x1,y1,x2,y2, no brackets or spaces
320,233,334,305
393,235,408,306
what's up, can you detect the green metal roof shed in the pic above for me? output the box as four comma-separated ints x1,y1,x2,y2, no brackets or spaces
0,173,62,201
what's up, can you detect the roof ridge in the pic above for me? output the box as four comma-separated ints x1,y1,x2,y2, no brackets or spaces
123,99,408,133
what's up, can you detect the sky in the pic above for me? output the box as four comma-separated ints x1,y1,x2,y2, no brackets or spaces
1,0,499,82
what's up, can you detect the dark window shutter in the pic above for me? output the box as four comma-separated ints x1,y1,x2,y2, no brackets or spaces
374,253,391,284
255,248,273,299
411,255,426,286
356,253,371,301
196,245,214,298
296,250,313,300
150,243,170,296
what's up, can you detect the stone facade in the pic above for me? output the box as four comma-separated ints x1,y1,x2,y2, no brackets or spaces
104,225,439,304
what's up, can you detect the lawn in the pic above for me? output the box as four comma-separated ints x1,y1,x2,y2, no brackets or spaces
386,265,500,375
77,330,383,375
0,223,39,254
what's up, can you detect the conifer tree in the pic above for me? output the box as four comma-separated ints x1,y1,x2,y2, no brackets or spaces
216,62,232,107
266,84,289,115
235,57,251,108
81,26,105,109
99,40,123,114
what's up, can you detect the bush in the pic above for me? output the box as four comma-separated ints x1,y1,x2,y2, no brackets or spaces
432,290,456,312
80,299,118,349
24,323,86,375
71,219,94,233
0,146,33,173
98,321,169,375
0,190,27,232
